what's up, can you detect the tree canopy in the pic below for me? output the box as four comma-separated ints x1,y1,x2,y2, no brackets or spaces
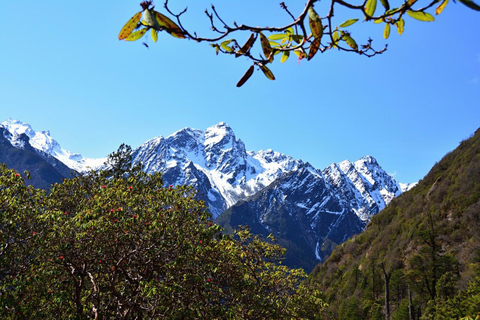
0,146,326,319
118,0,480,86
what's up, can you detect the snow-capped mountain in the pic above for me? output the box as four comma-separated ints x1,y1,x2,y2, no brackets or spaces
1,119,106,172
2,119,415,270
217,156,413,271
323,156,406,222
132,122,303,218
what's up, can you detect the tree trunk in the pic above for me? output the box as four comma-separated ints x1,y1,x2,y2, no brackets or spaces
408,285,414,320
382,263,391,320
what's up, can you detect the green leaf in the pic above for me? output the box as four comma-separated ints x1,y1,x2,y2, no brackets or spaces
151,28,158,43
380,0,390,10
406,10,435,21
365,0,377,17
280,50,290,63
340,31,358,50
236,65,254,87
268,33,288,40
435,0,449,14
118,12,142,40
290,34,304,44
396,18,405,35
220,39,234,52
332,31,339,48
385,8,400,15
374,18,384,24
458,0,480,11
308,6,324,39
258,64,275,80
383,23,391,39
269,41,280,47
339,19,359,28
125,28,148,41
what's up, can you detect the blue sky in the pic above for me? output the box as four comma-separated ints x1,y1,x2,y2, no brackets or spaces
0,1,479,183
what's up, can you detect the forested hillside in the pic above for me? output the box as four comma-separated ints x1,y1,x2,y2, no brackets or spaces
310,128,480,319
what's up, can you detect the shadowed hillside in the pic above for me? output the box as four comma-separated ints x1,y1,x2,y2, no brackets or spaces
310,128,480,319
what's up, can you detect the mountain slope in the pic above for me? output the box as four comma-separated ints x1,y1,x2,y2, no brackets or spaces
309,128,480,319
216,163,367,271
0,127,73,189
216,155,408,271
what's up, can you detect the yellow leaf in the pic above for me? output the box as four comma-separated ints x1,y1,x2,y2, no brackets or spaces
436,0,449,14
280,50,290,63
125,28,148,41
365,0,377,18
332,30,339,48
151,28,158,42
396,18,405,35
154,11,185,38
383,23,391,39
119,12,142,40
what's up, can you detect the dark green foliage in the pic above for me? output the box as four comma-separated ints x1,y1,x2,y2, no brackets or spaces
310,128,480,319
0,146,327,319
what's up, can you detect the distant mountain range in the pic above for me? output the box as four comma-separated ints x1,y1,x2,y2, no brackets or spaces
0,119,415,270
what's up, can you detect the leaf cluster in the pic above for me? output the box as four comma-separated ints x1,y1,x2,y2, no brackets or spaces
117,0,479,86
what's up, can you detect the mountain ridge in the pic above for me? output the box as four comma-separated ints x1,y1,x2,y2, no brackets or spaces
1,119,415,270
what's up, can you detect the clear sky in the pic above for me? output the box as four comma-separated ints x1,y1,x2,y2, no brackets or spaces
0,1,479,183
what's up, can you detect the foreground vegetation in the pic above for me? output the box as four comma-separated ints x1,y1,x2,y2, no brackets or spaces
310,128,480,319
0,147,325,319
3,126,480,319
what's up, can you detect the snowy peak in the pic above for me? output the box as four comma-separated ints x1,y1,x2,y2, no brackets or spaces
204,122,235,148
1,119,105,172
132,122,304,218
323,155,403,221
